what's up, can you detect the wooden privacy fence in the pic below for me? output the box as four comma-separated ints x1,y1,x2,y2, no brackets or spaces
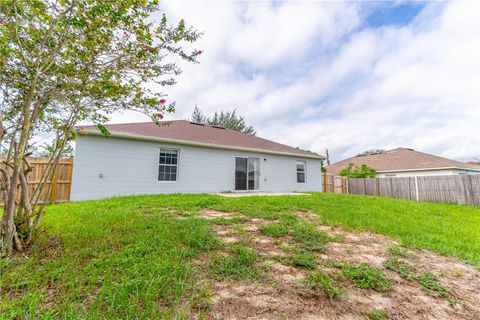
322,174,347,194
343,175,480,206
0,157,74,204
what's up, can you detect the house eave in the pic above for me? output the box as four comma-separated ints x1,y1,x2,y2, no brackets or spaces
79,129,325,160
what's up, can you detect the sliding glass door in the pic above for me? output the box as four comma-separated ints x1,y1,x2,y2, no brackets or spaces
235,157,248,191
235,157,259,191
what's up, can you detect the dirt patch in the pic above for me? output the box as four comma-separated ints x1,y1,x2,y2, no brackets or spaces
197,209,238,220
205,213,480,319
35,236,65,260
209,282,360,320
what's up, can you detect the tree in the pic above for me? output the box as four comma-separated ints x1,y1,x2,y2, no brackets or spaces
190,107,256,135
356,149,385,156
0,0,201,255
191,105,208,124
338,163,376,178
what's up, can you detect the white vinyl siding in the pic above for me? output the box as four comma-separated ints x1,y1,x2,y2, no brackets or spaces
71,135,322,201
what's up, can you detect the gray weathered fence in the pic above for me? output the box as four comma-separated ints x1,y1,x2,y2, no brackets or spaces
344,175,480,206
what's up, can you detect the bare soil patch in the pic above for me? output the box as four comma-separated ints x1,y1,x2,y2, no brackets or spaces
199,210,480,319
197,209,239,220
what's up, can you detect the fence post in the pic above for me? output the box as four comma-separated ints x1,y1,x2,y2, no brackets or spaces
49,164,59,204
322,173,326,193
376,178,380,196
414,176,419,202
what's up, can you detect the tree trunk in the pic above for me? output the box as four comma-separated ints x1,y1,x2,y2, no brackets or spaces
1,82,34,255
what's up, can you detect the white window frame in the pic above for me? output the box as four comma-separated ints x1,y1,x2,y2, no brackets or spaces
158,148,179,183
296,160,306,184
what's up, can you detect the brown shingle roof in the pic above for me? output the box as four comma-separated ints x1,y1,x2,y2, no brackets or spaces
327,148,480,174
79,120,323,159
467,161,480,168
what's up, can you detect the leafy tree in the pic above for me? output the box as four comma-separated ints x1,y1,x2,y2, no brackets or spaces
191,105,208,124
357,149,385,156
190,107,256,135
338,163,376,178
0,0,201,255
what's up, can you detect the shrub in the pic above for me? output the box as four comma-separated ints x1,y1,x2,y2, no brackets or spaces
338,163,376,178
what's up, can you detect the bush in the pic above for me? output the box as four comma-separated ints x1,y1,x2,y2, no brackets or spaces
338,163,376,178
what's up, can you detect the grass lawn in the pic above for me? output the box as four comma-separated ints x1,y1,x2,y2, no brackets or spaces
1,192,479,319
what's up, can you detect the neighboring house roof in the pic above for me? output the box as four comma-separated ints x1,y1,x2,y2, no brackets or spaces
466,161,480,168
327,147,480,174
78,120,323,159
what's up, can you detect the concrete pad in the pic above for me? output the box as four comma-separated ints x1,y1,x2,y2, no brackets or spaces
215,192,310,197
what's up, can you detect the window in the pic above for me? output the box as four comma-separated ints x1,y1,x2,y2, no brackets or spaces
158,149,178,181
297,161,306,183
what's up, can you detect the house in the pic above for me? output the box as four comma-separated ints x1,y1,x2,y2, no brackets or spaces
326,147,480,177
71,120,324,201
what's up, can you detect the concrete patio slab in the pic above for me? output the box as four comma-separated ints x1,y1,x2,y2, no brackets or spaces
215,192,310,197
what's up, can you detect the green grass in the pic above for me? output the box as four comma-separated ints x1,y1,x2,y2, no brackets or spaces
259,215,328,252
383,257,417,281
366,308,389,320
1,192,479,318
209,245,261,280
384,258,451,299
291,250,317,270
418,272,449,298
386,245,409,257
258,222,290,237
340,263,392,292
305,270,343,300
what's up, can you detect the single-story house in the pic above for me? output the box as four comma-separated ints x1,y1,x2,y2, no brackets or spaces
327,147,480,178
71,120,324,201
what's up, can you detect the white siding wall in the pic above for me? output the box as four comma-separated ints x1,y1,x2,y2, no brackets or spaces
71,135,322,201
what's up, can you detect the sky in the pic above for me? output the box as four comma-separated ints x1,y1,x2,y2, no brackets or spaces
107,0,480,163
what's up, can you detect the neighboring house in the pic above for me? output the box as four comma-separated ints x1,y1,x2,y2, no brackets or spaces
327,147,480,177
71,120,324,201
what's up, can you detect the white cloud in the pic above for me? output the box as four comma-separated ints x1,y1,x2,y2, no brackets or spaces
108,0,480,163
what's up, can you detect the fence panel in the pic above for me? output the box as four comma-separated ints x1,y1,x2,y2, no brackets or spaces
0,157,73,204
332,174,480,207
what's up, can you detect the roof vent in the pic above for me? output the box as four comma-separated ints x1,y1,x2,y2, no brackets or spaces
189,122,205,126
211,125,225,129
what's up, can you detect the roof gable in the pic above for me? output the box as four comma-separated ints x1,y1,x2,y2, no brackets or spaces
327,148,480,174
79,120,323,159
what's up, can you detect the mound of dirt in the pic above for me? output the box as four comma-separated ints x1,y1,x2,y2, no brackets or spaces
198,210,480,320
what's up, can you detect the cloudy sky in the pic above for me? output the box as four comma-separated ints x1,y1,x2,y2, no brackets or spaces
109,0,480,163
